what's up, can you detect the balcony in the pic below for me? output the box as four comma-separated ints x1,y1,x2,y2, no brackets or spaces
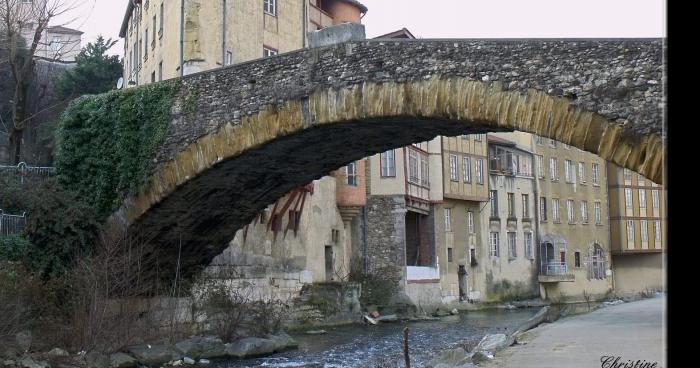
538,261,574,283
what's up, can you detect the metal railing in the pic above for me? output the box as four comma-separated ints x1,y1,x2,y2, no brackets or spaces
0,209,27,236
0,162,56,183
541,261,568,276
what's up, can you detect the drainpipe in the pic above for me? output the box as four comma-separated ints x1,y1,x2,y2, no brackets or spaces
302,0,308,48
362,203,368,275
180,0,185,77
222,0,227,65
605,163,615,292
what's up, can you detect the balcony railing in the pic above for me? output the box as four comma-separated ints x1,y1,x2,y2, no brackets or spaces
541,261,568,276
0,162,56,183
0,210,27,236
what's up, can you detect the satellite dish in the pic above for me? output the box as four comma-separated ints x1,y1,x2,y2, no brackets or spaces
116,77,124,89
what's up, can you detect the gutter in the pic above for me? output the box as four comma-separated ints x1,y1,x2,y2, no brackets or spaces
180,0,185,77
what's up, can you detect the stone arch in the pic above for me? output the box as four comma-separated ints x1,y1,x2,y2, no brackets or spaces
107,77,663,279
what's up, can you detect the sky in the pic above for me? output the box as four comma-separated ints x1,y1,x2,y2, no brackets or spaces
55,0,666,57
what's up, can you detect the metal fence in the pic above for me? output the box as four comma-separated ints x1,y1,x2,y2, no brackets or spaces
541,261,568,276
0,209,27,236
0,162,56,183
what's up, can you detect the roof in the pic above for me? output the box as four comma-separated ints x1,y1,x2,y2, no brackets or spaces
487,135,517,147
337,0,368,14
373,28,416,39
47,26,83,35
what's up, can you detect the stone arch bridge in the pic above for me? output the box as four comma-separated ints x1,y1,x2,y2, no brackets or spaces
88,39,664,278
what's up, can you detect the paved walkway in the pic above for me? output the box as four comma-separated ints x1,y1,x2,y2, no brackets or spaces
483,295,666,368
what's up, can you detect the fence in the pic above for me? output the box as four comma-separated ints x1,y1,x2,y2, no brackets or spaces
0,209,27,236
0,162,57,183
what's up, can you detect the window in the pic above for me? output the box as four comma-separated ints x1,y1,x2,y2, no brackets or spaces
490,191,498,217
470,248,477,266
50,35,61,52
540,197,547,221
490,232,500,257
640,220,648,242
639,190,647,209
574,252,581,268
264,0,277,15
151,71,156,83
565,160,574,183
549,139,557,148
567,200,575,223
447,248,453,262
263,46,278,57
652,190,660,209
507,193,515,218
444,208,452,232
626,220,635,243
409,150,420,184
550,157,558,181
225,50,233,65
625,188,633,209
623,168,632,183
144,29,149,59
152,16,157,48
524,232,533,259
159,2,164,36
594,201,602,225
476,159,484,184
552,198,560,222
536,135,544,145
654,221,661,242
467,211,474,234
588,246,606,280
581,201,589,223
536,155,544,178
563,143,571,150
475,134,483,141
380,150,395,177
579,162,586,183
508,232,517,259
463,156,471,182
449,154,459,181
592,163,600,185
420,154,429,187
158,61,163,81
522,194,529,218
346,162,357,186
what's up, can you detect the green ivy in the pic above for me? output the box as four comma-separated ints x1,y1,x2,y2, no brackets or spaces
54,80,181,220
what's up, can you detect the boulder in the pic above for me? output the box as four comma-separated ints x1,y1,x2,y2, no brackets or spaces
198,359,210,365
182,357,195,365
85,352,110,368
19,358,50,368
174,337,226,359
15,332,32,352
127,345,181,366
267,333,299,352
224,338,276,359
450,309,459,315
47,349,70,359
109,353,136,368
471,351,493,364
472,334,510,355
425,348,472,368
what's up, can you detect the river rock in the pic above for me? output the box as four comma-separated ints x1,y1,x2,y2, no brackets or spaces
47,348,70,358
127,345,181,366
267,333,299,352
15,332,32,352
224,338,276,359
425,347,473,368
182,357,195,365
109,353,136,368
85,351,110,368
471,351,493,364
472,333,510,355
305,330,327,335
198,359,210,365
19,358,50,368
174,337,226,359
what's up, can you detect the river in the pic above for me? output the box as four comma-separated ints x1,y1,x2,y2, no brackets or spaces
212,307,540,368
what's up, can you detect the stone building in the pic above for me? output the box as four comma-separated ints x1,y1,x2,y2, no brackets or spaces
119,0,367,86
433,135,489,303
529,133,614,301
477,134,540,302
607,164,666,297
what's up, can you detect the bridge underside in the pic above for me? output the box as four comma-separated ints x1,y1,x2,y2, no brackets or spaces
130,118,498,280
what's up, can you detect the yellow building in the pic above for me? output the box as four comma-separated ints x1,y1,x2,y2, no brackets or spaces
531,135,613,301
434,134,490,303
118,0,366,86
607,164,666,296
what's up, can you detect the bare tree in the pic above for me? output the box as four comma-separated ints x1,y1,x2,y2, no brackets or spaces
0,0,82,164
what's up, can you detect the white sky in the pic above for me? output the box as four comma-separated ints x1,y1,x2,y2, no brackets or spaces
56,0,666,57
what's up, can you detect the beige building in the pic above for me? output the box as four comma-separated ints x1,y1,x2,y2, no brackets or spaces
14,0,82,62
119,0,366,86
529,134,613,301
607,164,666,296
433,135,489,303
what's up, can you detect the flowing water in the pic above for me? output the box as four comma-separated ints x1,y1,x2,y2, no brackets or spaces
212,307,540,368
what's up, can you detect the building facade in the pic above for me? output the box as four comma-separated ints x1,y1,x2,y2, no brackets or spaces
607,164,666,296
119,0,366,86
530,134,613,301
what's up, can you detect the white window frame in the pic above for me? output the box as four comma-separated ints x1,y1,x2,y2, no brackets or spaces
525,232,533,259
580,201,588,223
567,199,575,223
263,46,278,57
264,0,277,16
444,208,452,232
579,162,586,183
625,188,633,209
449,154,459,181
552,198,560,222
490,232,500,257
550,157,558,181
540,196,547,221
640,219,648,242
639,190,647,209
594,201,602,225
345,162,357,186
565,160,574,183
654,221,661,243
225,50,233,65
380,150,396,177
467,211,474,234
522,194,529,218
409,149,420,184
592,163,600,185
490,190,498,216
463,156,471,183
652,190,660,209
626,220,635,243
508,232,517,259
476,159,484,184
536,155,544,178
